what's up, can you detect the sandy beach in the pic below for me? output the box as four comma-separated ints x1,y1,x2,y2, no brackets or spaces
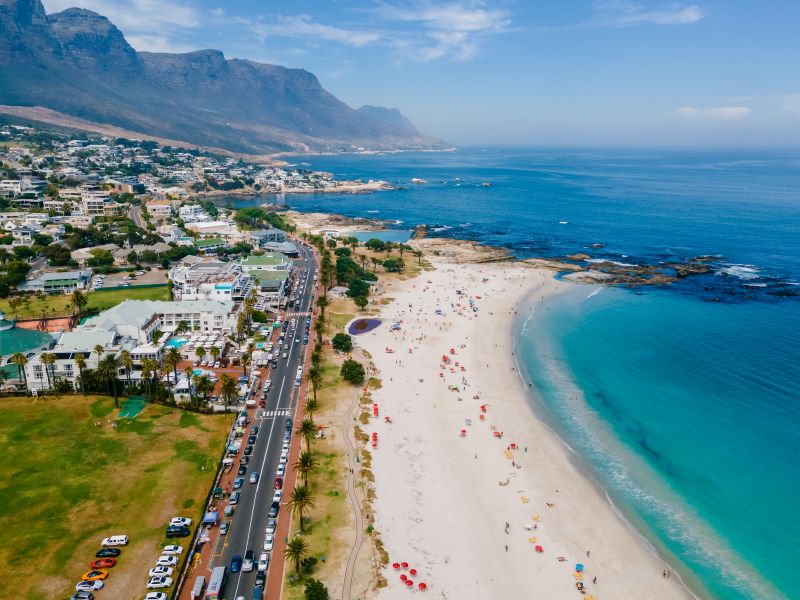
355,255,694,599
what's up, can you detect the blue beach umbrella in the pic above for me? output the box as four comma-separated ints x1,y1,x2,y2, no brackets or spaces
576,563,584,572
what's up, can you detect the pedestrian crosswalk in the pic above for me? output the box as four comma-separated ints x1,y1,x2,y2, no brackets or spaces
283,311,311,318
261,409,292,418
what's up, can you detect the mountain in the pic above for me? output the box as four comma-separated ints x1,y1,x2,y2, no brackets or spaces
0,0,443,153
357,106,420,134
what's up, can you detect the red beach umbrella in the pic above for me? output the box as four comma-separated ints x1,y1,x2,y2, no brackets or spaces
419,582,427,590
409,568,417,576
400,574,407,581
393,563,401,569
535,545,544,553
401,561,409,568
406,580,413,587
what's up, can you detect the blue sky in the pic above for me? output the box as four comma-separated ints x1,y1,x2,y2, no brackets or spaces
41,0,800,146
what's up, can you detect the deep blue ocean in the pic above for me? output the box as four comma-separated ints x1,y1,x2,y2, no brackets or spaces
223,148,800,599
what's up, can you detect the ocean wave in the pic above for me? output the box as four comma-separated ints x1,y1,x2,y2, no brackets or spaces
587,258,638,267
717,265,761,280
586,288,603,300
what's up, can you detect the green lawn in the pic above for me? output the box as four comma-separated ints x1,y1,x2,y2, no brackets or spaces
0,395,228,600
0,285,169,319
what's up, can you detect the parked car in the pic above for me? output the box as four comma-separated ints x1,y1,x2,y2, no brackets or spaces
237,464,247,476
219,521,230,535
276,464,285,477
69,592,94,600
240,456,250,466
274,477,283,490
156,555,178,567
252,425,260,434
161,545,183,555
148,566,174,577
101,535,128,547
145,593,168,600
95,548,120,558
169,517,192,527
81,570,108,581
263,535,274,551
233,476,244,490
265,518,277,535
268,501,280,518
230,555,243,573
229,491,240,505
75,580,103,592
279,453,288,465
244,445,253,456
255,571,266,587
146,576,173,589
214,361,221,368
272,489,282,503
89,558,115,569
248,434,257,445
249,472,259,484
166,525,190,538
257,552,269,572
242,549,255,572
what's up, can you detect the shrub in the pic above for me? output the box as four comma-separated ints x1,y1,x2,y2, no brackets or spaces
304,578,329,600
340,359,365,385
331,333,353,353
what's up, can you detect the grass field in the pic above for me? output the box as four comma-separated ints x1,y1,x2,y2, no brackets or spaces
0,395,229,600
0,285,169,319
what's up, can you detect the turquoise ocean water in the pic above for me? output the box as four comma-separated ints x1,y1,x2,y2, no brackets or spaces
220,148,800,599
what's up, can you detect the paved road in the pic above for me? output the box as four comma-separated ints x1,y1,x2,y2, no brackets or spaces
216,242,317,599
129,204,144,228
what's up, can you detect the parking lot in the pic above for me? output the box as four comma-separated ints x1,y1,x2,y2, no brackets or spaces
93,268,168,289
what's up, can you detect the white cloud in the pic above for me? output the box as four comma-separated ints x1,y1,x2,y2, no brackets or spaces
42,0,200,51
676,106,751,120
241,15,380,48
592,1,703,27
376,1,511,62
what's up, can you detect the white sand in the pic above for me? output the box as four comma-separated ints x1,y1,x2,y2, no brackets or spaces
357,257,693,600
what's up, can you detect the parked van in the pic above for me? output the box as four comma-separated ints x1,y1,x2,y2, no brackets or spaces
101,535,129,547
190,575,205,599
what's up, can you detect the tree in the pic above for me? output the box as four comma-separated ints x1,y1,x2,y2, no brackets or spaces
353,295,368,311
304,397,319,419
69,289,87,317
75,353,87,395
382,258,404,273
11,352,28,392
294,451,319,487
175,320,190,334
370,256,380,272
97,353,121,407
288,484,316,532
209,345,220,364
241,351,251,377
164,347,182,384
364,238,386,252
193,374,214,403
220,373,237,412
295,418,317,453
315,295,329,320
304,578,329,600
307,364,322,402
285,536,310,575
331,333,353,353
414,249,423,266
141,358,159,403
314,317,325,346
195,346,206,363
119,349,133,388
326,238,337,249
340,359,365,385
41,352,56,390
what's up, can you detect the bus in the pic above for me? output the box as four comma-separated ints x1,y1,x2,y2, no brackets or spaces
205,566,227,600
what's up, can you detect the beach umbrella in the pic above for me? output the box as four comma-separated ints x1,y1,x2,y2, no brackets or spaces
400,574,407,581
576,563,584,572
409,569,417,576
419,583,427,590
535,545,543,553
393,563,401,569
401,562,409,569
406,580,413,587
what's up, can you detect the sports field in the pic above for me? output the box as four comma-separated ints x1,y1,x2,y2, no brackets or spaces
0,395,228,599
0,285,169,319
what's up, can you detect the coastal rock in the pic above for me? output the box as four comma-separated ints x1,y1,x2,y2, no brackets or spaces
522,258,583,272
411,238,510,263
566,253,591,261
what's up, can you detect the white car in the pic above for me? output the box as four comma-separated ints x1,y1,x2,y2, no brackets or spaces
281,443,289,453
272,489,282,503
276,464,285,477
101,535,129,546
263,535,274,551
145,594,168,600
279,453,288,465
161,545,183,555
257,553,269,572
146,576,173,589
156,555,179,567
76,580,104,592
169,517,192,527
148,566,174,577
214,361,220,368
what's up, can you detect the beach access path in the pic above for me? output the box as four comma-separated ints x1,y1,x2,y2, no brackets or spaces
356,257,694,600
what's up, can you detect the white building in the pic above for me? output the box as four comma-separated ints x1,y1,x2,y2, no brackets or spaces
169,257,253,302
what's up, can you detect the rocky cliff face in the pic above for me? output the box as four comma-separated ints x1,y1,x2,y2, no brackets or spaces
0,0,443,153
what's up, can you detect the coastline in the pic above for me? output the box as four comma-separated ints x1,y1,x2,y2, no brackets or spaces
356,251,695,599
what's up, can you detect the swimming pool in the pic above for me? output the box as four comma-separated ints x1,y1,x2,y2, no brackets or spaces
166,337,188,349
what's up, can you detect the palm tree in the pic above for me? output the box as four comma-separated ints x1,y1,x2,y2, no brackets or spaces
307,364,322,403
219,373,237,413
414,249,423,266
310,347,324,370
241,351,251,378
94,344,104,364
11,353,28,392
164,347,182,384
40,352,56,390
358,254,369,271
195,346,206,364
119,349,133,388
295,418,317,453
294,451,319,487
175,320,190,335
75,353,87,395
69,289,87,317
97,353,121,407
183,365,195,405
304,397,319,419
370,257,380,272
209,345,220,365
285,535,309,575
315,295,329,320
288,485,316,532
314,317,325,346
192,374,214,404
141,358,160,403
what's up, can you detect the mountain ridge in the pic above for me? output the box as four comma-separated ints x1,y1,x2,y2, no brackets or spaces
0,0,445,153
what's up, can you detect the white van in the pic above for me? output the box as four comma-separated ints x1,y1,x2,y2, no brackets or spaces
101,535,129,547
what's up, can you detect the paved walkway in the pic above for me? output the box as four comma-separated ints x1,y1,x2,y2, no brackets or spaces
340,386,365,600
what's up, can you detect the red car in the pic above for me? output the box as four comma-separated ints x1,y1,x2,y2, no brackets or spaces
274,477,283,490
90,558,116,569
